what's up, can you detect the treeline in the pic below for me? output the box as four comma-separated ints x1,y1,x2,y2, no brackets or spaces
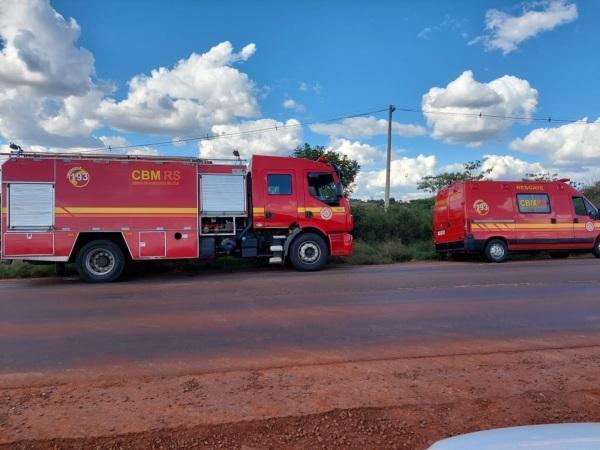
346,198,436,264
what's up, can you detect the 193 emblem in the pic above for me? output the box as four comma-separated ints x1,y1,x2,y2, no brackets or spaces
473,199,489,216
67,167,90,188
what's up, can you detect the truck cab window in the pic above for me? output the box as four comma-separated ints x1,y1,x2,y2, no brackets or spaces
572,197,587,216
267,174,292,195
308,172,339,206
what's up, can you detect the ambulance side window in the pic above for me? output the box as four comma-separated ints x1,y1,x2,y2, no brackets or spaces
516,194,551,214
573,197,598,218
572,197,587,216
584,199,599,218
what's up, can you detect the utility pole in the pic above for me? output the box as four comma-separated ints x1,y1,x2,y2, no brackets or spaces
384,104,396,210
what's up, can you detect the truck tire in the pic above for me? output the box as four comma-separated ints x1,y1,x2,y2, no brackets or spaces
289,232,328,271
484,239,508,263
76,240,125,282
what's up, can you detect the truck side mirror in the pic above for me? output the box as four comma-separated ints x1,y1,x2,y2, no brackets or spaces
336,183,344,198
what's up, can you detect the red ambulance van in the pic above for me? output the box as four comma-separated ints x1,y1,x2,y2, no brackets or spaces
433,180,600,262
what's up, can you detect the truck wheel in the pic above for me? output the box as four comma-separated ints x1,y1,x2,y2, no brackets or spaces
76,240,125,282
485,239,508,263
289,233,328,271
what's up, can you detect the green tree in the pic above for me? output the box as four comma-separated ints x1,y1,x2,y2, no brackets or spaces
292,143,360,195
582,181,600,206
522,171,559,182
523,172,583,190
417,159,492,194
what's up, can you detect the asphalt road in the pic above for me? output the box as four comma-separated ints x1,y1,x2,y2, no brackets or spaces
2,258,600,386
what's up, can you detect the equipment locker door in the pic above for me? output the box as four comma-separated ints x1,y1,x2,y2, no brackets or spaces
139,231,166,258
263,172,298,228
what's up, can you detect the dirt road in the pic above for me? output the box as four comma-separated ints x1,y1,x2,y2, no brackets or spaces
2,258,600,448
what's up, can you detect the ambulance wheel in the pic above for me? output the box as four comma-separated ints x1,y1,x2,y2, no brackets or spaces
484,239,508,263
593,238,600,258
76,240,125,282
289,233,328,271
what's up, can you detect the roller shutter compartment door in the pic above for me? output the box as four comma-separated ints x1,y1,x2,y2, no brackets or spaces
8,183,54,230
200,174,246,216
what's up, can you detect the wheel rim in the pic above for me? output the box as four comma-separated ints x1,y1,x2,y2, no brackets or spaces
298,241,321,264
489,243,505,260
85,248,116,276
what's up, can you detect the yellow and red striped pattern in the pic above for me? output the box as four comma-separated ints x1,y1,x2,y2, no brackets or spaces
471,221,600,231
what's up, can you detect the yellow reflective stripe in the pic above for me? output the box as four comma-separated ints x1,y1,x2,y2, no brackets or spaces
253,207,265,214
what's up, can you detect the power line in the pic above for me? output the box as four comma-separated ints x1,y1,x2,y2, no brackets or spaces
85,107,390,153
3,104,599,156
395,106,600,126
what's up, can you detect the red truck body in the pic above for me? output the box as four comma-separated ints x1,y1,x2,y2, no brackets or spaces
0,152,353,280
433,180,600,261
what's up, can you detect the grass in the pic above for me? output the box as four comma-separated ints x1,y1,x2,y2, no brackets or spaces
346,239,437,265
0,260,56,278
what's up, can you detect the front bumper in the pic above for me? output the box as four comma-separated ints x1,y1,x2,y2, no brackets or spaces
329,232,353,256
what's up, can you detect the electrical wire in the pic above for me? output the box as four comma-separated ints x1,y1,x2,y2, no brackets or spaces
85,107,390,153
395,106,600,126
2,104,598,156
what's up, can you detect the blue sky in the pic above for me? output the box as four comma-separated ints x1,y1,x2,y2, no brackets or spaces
1,0,599,198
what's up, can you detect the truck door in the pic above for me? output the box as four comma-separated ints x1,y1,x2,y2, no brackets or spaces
446,184,465,244
263,172,298,228
514,191,571,248
301,171,346,230
571,196,599,248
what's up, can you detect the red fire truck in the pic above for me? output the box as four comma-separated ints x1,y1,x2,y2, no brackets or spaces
433,180,600,262
0,152,353,281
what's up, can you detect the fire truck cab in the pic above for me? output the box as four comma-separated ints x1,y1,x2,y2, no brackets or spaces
0,152,353,282
434,180,600,262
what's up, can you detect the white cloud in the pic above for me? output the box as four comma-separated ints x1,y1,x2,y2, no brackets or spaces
510,118,600,166
310,116,426,139
418,15,467,40
282,98,305,112
355,154,436,199
326,138,382,166
198,118,302,160
97,41,258,137
0,0,96,95
0,0,105,148
474,0,577,54
481,154,548,180
299,82,322,95
422,70,538,146
98,135,158,155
